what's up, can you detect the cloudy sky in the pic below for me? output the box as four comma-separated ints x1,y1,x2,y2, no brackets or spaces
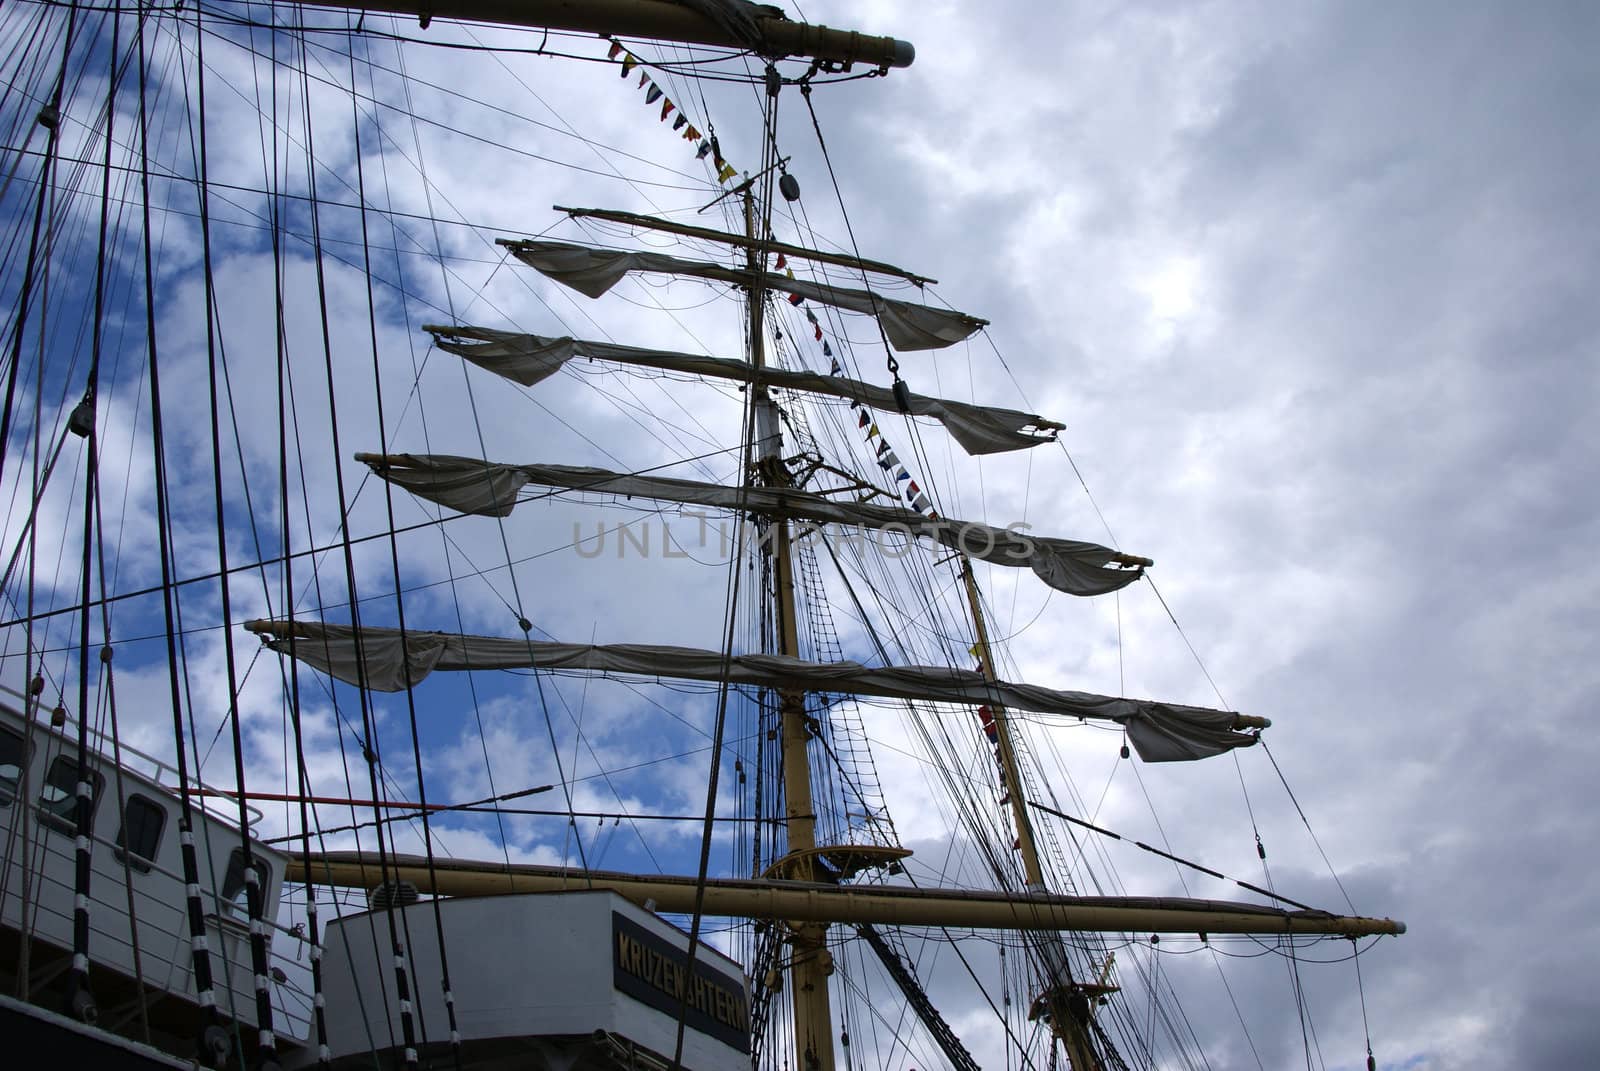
1,1,1595,1069
794,3,1596,1068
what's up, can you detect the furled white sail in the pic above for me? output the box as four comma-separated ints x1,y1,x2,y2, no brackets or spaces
504,240,986,351
355,453,1150,597
243,620,1263,762
427,326,1061,456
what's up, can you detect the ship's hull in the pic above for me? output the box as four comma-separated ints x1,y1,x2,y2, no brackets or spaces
0,993,197,1071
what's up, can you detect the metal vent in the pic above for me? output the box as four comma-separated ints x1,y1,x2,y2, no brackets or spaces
368,880,420,911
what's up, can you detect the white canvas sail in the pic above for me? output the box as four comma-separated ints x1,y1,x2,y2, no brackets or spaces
504,240,986,351
243,620,1265,762
427,326,1062,456
355,452,1150,597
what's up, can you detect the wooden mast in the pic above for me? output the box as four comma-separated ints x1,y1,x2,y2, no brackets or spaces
553,205,938,285
288,0,914,70
960,557,1103,1071
745,185,837,1071
289,852,1407,937
960,558,1046,889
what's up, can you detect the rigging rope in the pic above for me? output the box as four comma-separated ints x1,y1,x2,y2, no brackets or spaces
190,0,282,1058
129,6,232,1059
0,0,76,493
65,0,113,1021
1352,938,1377,1071
363,16,467,1063
340,13,434,1064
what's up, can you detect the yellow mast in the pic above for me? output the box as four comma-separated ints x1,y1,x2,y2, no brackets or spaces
960,558,1046,889
959,556,1102,1071
744,188,836,1071
290,852,1407,937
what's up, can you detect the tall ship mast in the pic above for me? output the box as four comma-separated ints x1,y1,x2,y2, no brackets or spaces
0,3,1402,1070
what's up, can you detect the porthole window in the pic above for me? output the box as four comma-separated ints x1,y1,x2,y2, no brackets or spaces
115,794,167,873
37,755,103,834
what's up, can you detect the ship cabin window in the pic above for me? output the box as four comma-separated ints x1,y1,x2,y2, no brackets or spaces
221,847,271,916
0,725,28,805
115,794,167,873
37,755,103,835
